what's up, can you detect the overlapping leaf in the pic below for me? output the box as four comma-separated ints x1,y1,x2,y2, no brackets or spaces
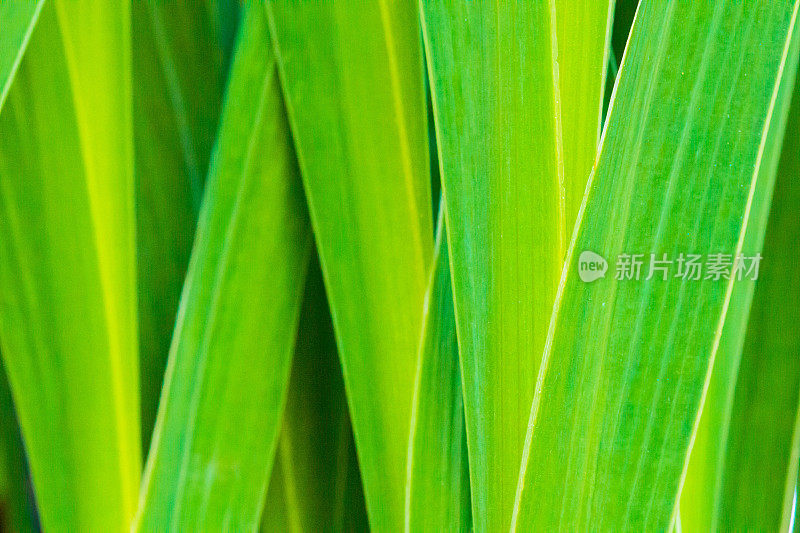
513,2,800,531
266,3,432,530
681,50,800,533
136,4,311,529
261,262,368,532
0,363,34,533
420,3,563,529
133,0,236,447
0,1,140,529
404,206,470,531
714,60,800,532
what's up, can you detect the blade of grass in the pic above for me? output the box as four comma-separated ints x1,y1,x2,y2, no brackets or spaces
680,55,800,533
420,3,563,529
0,0,140,529
133,0,235,450
513,1,800,530
713,60,800,532
556,0,616,231
266,3,433,530
0,0,43,112
135,3,311,529
261,260,369,532
404,203,470,532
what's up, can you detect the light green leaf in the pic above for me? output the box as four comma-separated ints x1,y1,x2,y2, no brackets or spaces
680,49,800,533
133,0,235,449
513,1,800,531
0,0,44,112
714,61,800,532
261,261,368,533
135,4,311,530
0,0,140,530
266,3,433,530
556,0,616,231
405,205,470,531
420,3,563,529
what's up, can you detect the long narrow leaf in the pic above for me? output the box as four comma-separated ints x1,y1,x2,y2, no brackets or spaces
680,54,800,533
556,0,616,230
513,2,800,530
404,205,470,531
261,261,368,532
266,3,433,530
714,61,800,532
420,3,563,529
136,4,311,529
133,0,235,447
0,1,140,529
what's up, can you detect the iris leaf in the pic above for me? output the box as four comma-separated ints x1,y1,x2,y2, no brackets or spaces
420,3,563,529
0,0,140,529
680,49,800,533
261,261,369,532
513,2,800,530
135,4,311,529
133,0,236,448
714,60,800,532
266,3,433,529
556,0,616,231
404,205,471,531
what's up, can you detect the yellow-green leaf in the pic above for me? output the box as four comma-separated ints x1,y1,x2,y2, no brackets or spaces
266,3,433,530
0,1,140,529
556,0,616,231
420,3,563,529
405,206,470,531
136,4,311,529
513,2,800,530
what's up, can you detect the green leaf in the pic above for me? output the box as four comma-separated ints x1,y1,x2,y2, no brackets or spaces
513,2,800,531
133,0,235,449
135,4,311,530
0,0,43,112
261,261,369,532
0,362,34,533
203,0,239,77
714,60,800,532
680,48,800,533
420,3,563,529
556,0,616,231
0,0,140,530
266,3,433,530
405,205,471,531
